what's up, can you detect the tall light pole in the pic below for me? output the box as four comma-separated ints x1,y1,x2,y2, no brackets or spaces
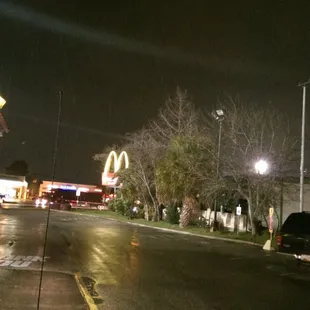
37,91,63,310
211,109,224,230
298,79,310,213
254,159,269,234
254,159,269,206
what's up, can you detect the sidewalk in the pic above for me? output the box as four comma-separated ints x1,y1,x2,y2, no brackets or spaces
0,268,87,309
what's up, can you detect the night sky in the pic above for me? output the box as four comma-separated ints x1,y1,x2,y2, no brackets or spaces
0,1,309,185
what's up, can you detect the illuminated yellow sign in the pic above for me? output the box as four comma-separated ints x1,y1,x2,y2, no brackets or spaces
0,96,6,109
102,151,129,187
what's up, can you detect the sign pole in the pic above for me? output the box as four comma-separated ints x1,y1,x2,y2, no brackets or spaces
269,207,274,240
236,204,242,235
263,207,274,251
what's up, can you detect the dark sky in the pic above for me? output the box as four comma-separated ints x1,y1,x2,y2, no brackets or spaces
0,0,309,184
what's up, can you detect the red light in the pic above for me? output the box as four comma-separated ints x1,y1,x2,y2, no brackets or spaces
277,235,282,245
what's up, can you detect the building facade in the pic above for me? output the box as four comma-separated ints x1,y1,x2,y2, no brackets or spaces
0,174,28,200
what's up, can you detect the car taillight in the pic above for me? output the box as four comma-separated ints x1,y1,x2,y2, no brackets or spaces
277,235,282,245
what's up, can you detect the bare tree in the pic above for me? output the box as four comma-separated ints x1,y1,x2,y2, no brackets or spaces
119,88,219,225
119,128,162,220
219,96,299,236
150,87,199,142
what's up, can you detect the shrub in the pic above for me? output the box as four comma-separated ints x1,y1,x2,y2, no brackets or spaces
165,204,180,224
108,198,130,216
108,199,116,212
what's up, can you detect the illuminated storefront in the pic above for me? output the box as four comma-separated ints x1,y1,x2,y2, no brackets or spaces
39,180,101,197
0,174,28,200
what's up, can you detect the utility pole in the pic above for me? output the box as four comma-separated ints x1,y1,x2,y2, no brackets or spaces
211,109,224,231
51,91,63,185
37,91,63,310
298,80,310,213
279,177,284,227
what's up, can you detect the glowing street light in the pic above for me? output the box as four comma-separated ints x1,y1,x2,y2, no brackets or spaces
255,159,269,175
0,96,6,109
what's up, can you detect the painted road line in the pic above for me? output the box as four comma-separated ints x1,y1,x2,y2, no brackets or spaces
0,255,49,268
74,272,98,310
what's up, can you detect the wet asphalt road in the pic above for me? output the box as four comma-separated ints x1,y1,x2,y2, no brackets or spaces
0,207,310,310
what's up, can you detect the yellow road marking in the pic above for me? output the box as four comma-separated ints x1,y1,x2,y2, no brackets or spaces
74,272,99,310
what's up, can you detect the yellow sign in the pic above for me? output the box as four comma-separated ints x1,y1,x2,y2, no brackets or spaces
269,207,274,216
269,207,274,233
102,151,129,187
0,96,6,109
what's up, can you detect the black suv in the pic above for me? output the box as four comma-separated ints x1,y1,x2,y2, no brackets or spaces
277,212,310,257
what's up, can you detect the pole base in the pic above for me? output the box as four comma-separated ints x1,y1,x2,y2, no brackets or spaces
210,221,219,232
263,240,274,251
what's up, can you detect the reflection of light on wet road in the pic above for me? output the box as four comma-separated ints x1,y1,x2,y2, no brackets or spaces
0,211,47,260
130,229,140,247
0,217,19,236
0,216,18,259
128,229,140,280
79,228,120,286
75,227,142,287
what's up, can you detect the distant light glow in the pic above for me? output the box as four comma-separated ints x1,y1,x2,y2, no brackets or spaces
255,160,269,175
59,185,76,191
78,187,89,192
0,180,25,187
47,184,59,190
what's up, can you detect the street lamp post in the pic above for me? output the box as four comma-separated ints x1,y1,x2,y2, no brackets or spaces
37,91,62,310
211,109,224,230
298,79,310,213
254,159,269,236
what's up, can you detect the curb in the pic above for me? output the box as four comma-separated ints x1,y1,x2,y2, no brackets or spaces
74,272,98,310
52,209,265,247
116,219,263,247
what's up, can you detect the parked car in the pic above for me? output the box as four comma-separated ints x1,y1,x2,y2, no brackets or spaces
277,211,310,262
